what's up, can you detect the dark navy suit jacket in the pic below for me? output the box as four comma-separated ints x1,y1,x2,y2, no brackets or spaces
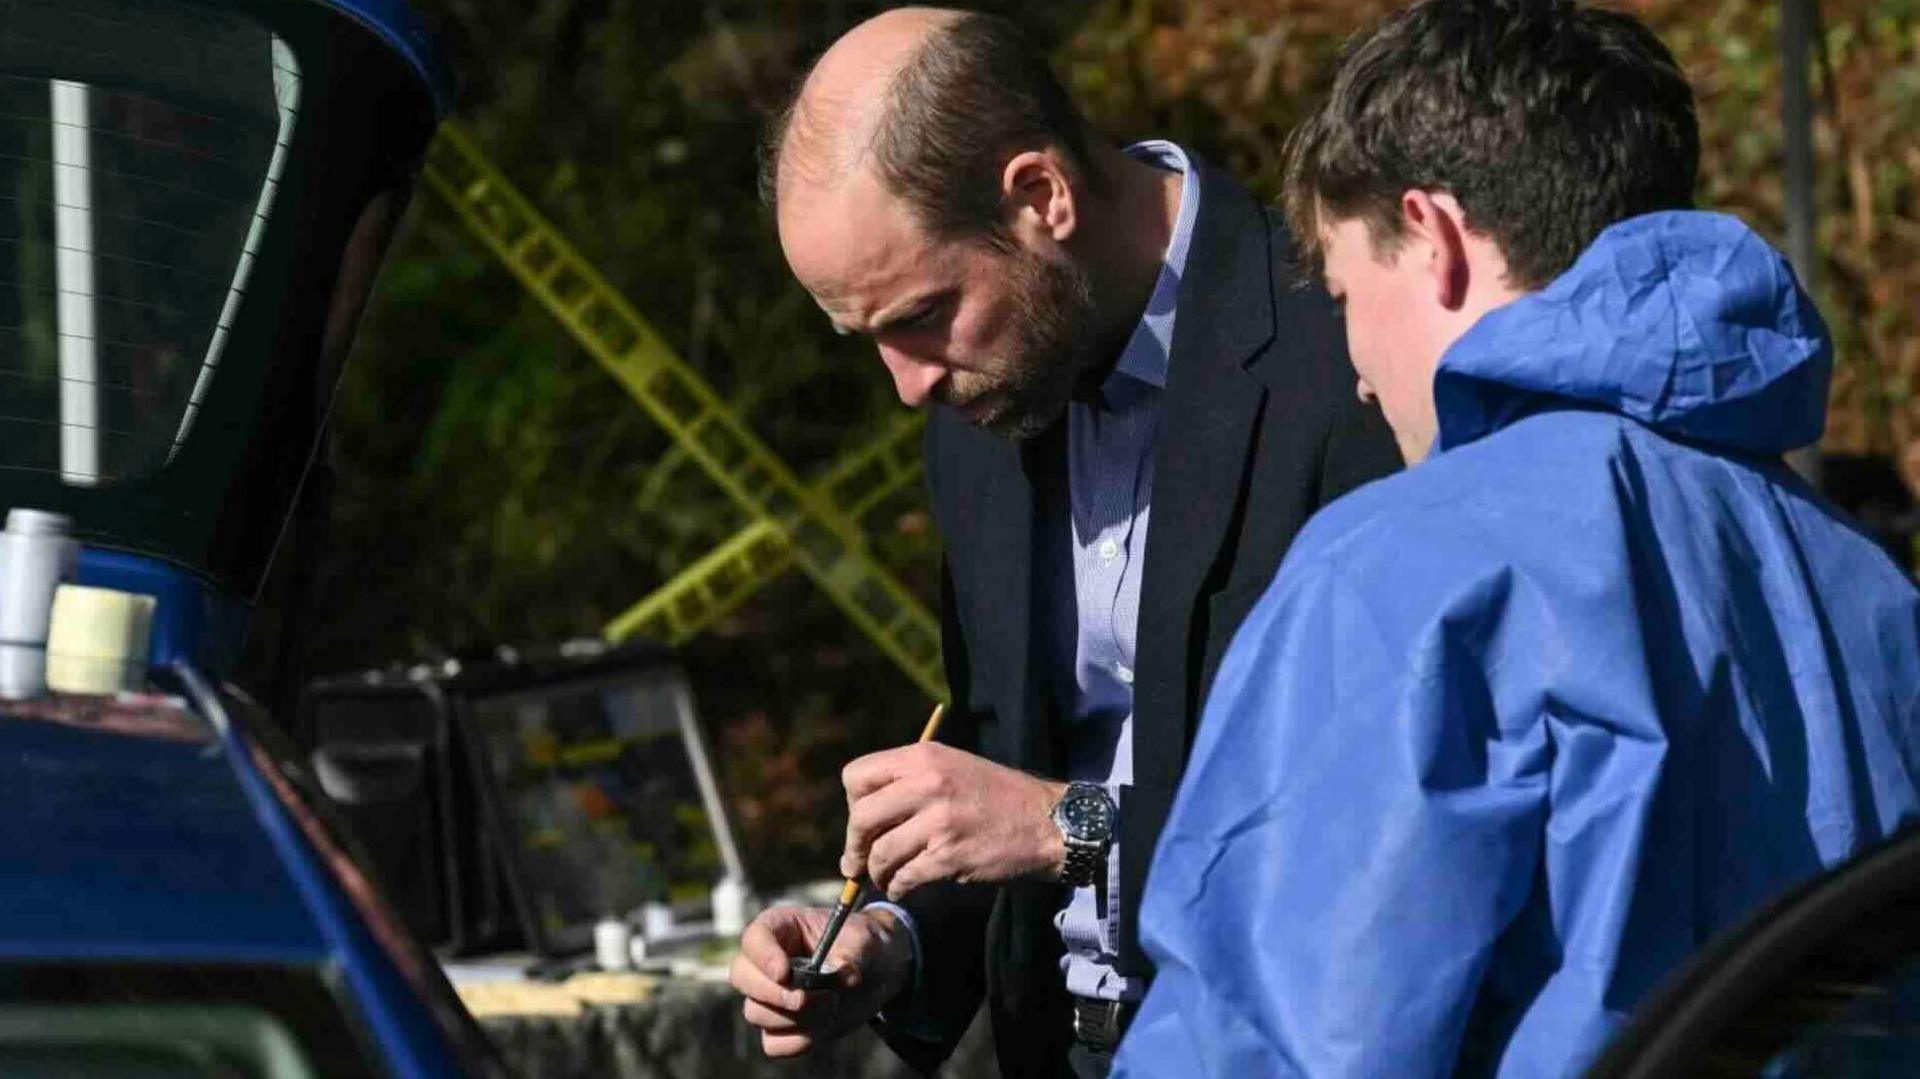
884,155,1402,1078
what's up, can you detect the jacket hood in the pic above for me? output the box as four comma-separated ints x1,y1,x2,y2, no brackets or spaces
1433,211,1831,455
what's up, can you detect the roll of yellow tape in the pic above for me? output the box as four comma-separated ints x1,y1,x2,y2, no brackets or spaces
44,585,157,696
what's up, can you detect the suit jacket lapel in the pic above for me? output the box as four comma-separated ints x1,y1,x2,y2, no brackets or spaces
1130,157,1277,799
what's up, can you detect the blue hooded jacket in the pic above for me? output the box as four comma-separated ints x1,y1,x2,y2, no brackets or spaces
1111,212,1920,1078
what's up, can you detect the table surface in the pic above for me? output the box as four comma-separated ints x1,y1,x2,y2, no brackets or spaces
447,953,999,1079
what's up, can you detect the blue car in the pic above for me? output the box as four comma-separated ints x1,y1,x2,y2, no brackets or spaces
0,0,501,1073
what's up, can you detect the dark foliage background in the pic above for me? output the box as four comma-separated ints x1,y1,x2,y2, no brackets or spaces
267,0,1917,893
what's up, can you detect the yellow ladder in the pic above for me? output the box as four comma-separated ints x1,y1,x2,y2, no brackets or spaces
422,123,945,699
604,410,927,646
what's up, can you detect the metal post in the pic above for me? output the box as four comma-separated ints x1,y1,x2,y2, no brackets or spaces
668,674,749,888
1781,0,1823,488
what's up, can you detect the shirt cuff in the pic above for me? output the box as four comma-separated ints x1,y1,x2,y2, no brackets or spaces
862,899,940,1040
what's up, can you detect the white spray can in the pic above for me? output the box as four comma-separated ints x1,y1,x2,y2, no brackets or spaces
0,509,80,700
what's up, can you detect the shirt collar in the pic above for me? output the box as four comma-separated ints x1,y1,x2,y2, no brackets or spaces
1104,140,1200,394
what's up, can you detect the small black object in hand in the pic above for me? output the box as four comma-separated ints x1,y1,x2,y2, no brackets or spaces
788,956,841,992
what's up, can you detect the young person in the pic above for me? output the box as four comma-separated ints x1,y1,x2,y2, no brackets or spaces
1114,1,1920,1075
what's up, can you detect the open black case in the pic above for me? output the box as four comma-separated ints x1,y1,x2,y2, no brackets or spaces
297,638,748,958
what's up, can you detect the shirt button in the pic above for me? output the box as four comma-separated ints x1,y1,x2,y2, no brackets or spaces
1098,539,1120,562
1115,664,1134,685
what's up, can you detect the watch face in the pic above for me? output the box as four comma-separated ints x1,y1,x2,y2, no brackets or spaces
1061,786,1115,842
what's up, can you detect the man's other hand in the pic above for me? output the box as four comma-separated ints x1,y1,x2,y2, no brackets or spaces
842,742,1069,900
730,905,913,1058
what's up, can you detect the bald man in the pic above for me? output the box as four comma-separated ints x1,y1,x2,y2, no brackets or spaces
728,10,1400,1078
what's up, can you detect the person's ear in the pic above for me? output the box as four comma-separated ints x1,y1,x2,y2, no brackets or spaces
1399,189,1470,310
1001,150,1078,246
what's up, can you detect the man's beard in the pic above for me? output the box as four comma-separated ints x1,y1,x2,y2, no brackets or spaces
950,248,1100,441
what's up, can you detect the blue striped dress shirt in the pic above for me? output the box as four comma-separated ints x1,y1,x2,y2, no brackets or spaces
867,139,1199,1013
1048,139,1197,1003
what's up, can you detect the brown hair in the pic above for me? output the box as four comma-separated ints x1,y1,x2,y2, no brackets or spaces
1283,0,1698,288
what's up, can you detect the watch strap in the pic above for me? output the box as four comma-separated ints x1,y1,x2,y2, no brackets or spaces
1061,836,1105,887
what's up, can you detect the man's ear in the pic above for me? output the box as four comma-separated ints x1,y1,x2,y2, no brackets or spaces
1001,149,1078,245
1399,189,1470,310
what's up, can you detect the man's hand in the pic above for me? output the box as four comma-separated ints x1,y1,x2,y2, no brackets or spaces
730,905,913,1057
841,742,1069,900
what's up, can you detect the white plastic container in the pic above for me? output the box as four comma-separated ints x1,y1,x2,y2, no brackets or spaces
0,509,79,700
593,917,634,972
711,874,755,938
641,901,675,942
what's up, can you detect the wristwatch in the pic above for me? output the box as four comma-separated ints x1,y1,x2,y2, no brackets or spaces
1050,782,1117,888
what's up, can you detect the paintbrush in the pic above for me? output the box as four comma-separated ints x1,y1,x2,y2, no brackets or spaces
791,701,946,989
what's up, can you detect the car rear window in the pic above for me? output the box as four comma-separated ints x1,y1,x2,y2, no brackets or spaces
0,0,297,486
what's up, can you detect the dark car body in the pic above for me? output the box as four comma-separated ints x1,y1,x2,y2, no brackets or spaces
0,0,500,1073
